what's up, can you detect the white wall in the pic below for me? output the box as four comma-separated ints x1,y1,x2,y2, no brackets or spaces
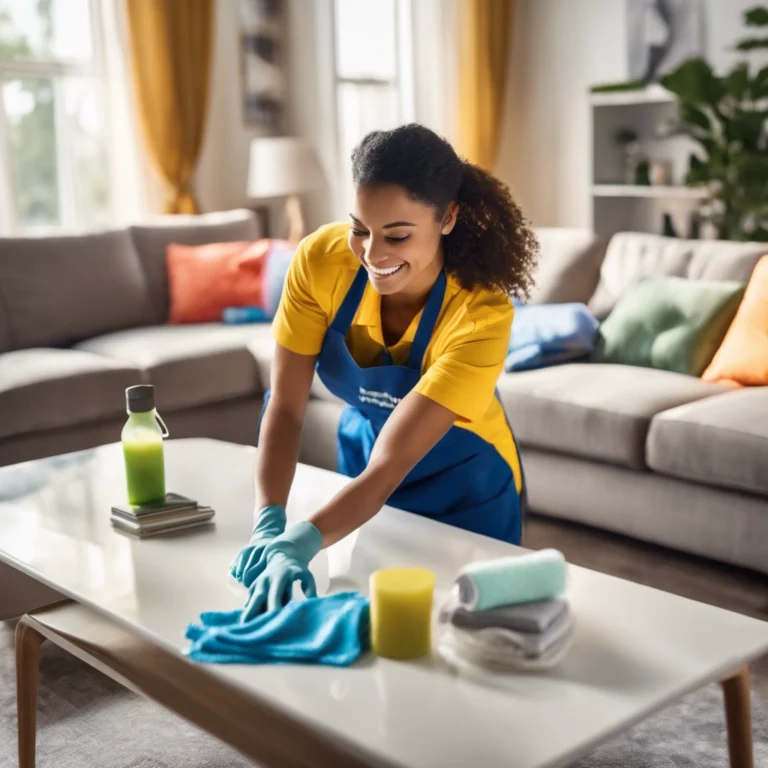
497,0,768,229
196,0,267,215
284,0,338,231
195,0,339,233
496,0,625,228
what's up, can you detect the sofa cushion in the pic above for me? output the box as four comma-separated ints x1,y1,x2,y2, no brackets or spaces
0,349,143,439
76,324,272,412
647,389,768,497
0,230,155,350
130,209,260,322
589,233,766,319
496,363,725,468
592,276,745,376
529,228,607,305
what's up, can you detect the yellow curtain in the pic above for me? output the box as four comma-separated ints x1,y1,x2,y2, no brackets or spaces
125,0,214,214
457,0,515,170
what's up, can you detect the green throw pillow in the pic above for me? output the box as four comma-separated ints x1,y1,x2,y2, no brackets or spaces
592,276,745,376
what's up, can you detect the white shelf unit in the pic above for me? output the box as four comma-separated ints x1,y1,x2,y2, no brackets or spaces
590,85,705,238
589,83,675,106
592,184,708,199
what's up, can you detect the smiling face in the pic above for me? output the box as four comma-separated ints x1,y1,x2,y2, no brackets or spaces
349,184,458,298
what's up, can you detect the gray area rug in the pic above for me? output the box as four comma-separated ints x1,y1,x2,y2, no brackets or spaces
0,621,765,768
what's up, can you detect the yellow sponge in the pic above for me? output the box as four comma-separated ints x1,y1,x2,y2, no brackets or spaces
370,568,435,660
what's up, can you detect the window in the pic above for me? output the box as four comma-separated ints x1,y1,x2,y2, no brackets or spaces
332,0,414,207
0,0,110,234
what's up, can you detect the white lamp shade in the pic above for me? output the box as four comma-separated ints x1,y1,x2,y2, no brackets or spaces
247,136,327,199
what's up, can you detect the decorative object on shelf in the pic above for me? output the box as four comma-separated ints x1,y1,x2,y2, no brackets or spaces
688,211,701,239
659,5,768,241
247,136,327,244
627,0,703,84
650,159,673,186
662,212,678,237
239,0,286,131
614,127,641,185
634,160,651,186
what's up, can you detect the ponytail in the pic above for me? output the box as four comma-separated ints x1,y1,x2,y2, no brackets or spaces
352,124,539,298
445,162,539,298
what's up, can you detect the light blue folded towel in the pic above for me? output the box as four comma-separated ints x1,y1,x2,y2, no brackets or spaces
455,549,567,612
185,591,370,666
506,302,599,372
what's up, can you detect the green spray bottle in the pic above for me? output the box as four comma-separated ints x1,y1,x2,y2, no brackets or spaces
122,385,169,506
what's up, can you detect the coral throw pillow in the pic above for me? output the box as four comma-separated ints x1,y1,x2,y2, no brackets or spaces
167,240,271,324
702,253,768,386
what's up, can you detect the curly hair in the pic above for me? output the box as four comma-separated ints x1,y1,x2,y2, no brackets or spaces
351,124,539,299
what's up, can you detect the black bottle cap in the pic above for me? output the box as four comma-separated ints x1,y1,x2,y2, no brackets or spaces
126,384,155,413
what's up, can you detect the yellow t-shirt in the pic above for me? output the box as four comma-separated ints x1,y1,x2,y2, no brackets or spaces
272,223,522,490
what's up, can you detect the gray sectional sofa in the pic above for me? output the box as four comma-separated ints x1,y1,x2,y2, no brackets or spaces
1,211,766,580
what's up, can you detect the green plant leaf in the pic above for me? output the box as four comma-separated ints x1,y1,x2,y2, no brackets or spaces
687,154,712,185
751,65,768,98
745,7,768,26
725,111,768,148
735,37,768,51
660,58,723,105
680,102,711,132
725,63,750,99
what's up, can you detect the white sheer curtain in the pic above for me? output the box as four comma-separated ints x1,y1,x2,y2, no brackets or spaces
410,0,460,144
99,0,156,223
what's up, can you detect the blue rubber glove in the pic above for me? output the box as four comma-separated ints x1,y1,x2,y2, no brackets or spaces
229,505,287,587
241,521,323,622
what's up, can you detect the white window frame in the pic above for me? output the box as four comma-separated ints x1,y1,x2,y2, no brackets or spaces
329,0,415,206
0,0,110,234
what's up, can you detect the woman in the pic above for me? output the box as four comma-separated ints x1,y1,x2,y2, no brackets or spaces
231,124,538,619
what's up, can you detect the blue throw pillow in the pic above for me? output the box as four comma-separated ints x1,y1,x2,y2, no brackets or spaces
505,303,599,372
263,243,296,319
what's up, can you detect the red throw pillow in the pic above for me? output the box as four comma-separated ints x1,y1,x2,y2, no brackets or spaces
166,240,271,324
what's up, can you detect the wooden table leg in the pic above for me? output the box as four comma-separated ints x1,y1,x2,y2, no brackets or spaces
16,618,45,768
720,665,753,768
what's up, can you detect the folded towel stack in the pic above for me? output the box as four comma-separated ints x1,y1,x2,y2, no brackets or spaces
438,549,573,671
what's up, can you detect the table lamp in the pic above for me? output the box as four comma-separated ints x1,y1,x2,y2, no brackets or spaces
247,136,327,244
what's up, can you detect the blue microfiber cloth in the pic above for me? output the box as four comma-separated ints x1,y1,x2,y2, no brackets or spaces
184,591,370,666
454,549,567,612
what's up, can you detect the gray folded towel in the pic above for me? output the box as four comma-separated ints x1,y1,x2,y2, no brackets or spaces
441,597,569,634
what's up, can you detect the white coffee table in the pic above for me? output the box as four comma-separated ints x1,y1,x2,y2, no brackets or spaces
1,438,767,768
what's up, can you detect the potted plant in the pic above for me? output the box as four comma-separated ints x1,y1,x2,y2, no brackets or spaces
659,5,768,241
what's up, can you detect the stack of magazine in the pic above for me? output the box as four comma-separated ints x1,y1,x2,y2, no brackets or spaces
111,493,215,538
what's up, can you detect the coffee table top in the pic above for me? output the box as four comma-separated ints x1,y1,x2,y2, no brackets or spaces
1,438,767,768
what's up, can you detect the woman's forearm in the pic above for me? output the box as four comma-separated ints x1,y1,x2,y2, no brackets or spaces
255,400,303,514
309,457,402,548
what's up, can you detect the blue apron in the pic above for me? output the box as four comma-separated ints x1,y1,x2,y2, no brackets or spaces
312,265,526,544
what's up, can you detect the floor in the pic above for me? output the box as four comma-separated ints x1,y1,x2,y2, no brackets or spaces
525,514,768,697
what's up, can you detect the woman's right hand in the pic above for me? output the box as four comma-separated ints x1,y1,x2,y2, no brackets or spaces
229,504,287,587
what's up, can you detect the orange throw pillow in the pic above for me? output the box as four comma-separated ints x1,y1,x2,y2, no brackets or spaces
702,253,768,386
167,240,270,324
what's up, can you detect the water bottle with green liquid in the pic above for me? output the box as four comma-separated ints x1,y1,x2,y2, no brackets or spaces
122,385,169,506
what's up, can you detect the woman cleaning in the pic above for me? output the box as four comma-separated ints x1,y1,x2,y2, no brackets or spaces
231,123,539,619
